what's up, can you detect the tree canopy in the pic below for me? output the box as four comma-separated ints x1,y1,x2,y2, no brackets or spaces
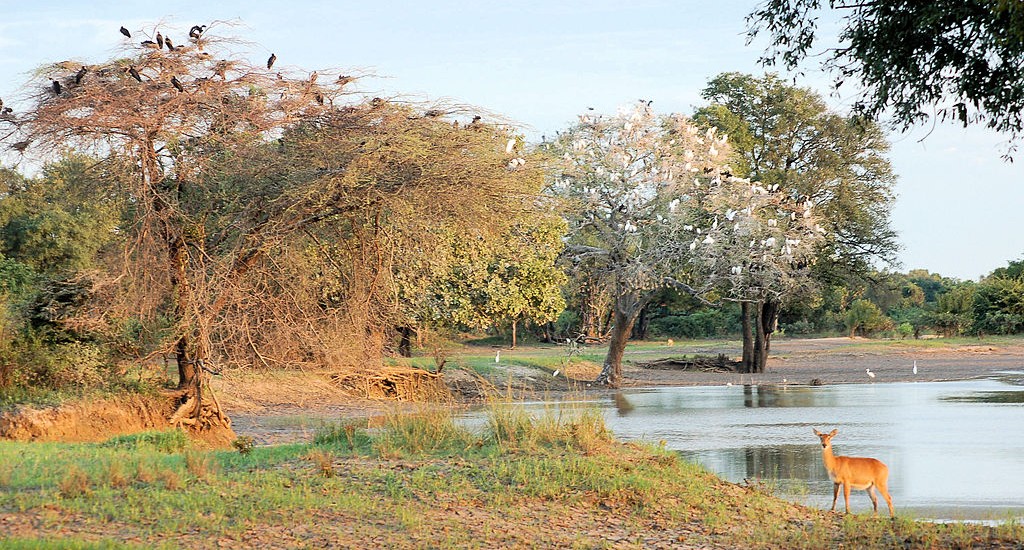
748,0,1024,156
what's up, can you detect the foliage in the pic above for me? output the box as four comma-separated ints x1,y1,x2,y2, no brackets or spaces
748,0,1024,156
695,72,899,281
419,218,567,341
844,299,892,337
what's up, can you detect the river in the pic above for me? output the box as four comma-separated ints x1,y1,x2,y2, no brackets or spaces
476,374,1024,521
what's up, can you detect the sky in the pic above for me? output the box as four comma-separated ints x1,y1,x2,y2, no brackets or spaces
1,0,1021,281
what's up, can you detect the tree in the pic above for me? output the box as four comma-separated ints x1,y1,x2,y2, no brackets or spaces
748,0,1024,156
548,102,743,386
685,161,824,372
419,218,567,349
844,299,891,337
695,72,898,369
2,26,542,428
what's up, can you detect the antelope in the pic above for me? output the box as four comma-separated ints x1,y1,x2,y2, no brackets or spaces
813,428,895,517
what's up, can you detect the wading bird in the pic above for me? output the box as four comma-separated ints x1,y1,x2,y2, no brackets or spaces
866,368,875,379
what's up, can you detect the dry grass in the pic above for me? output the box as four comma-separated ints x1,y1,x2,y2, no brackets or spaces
306,449,335,478
57,465,91,498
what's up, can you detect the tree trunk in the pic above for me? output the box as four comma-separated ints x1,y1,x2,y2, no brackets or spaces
631,305,649,340
753,301,767,373
397,326,412,358
511,319,518,349
741,302,754,373
751,299,781,373
595,290,642,388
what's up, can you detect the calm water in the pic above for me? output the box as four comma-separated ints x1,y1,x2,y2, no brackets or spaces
470,374,1024,521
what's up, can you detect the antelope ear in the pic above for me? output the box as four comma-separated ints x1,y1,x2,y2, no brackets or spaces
813,429,821,435
829,429,838,436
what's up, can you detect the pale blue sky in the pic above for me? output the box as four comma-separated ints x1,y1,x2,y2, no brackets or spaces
1,1,1020,280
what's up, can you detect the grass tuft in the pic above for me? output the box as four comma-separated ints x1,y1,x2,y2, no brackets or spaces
58,465,91,498
306,448,335,478
373,408,476,458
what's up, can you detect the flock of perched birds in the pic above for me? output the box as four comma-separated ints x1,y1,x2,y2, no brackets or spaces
35,24,289,102
0,23,369,155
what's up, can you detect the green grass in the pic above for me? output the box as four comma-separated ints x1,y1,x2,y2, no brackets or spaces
2,406,1021,548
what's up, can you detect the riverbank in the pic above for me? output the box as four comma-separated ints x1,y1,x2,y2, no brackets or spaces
2,405,1021,549
217,336,1024,445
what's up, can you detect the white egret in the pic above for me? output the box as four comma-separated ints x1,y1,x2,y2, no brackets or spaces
495,350,501,363
913,360,917,375
866,368,875,379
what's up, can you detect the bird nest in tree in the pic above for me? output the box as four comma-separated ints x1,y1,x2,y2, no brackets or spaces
638,354,740,373
331,366,452,402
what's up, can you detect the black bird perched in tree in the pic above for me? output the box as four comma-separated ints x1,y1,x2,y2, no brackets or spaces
120,26,131,38
314,92,324,105
156,32,164,49
189,25,206,39
141,40,158,48
51,80,61,95
266,53,277,70
74,66,87,85
128,67,142,82
164,37,174,50
171,76,184,92
337,75,354,86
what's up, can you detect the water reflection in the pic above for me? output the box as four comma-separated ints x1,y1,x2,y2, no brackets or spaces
477,378,1024,520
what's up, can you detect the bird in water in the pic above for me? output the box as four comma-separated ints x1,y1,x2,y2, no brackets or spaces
866,368,875,379
266,53,277,70
171,76,184,92
120,26,131,38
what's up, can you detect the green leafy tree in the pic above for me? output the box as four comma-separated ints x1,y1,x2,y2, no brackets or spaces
748,0,1024,156
422,219,567,348
695,72,897,366
845,299,892,337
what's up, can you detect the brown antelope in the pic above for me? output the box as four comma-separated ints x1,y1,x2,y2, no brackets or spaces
813,428,895,517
